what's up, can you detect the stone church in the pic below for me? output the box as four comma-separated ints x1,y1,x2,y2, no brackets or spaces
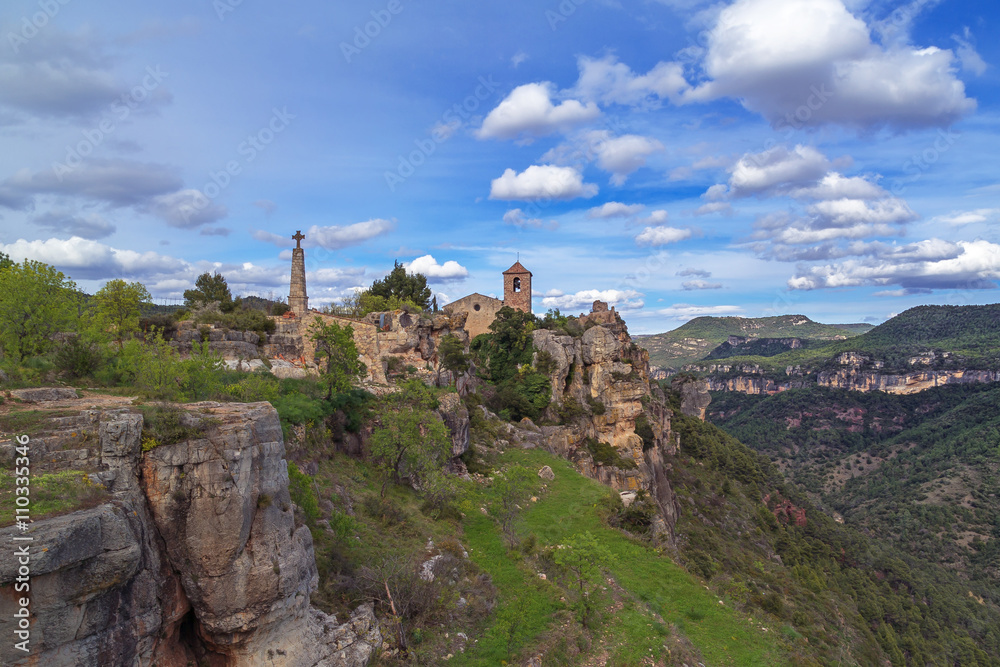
442,261,532,338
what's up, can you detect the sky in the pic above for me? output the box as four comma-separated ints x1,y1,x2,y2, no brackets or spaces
0,0,998,334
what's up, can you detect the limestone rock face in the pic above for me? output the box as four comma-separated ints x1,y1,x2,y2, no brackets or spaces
9,387,78,402
437,393,470,458
0,403,379,667
674,377,712,421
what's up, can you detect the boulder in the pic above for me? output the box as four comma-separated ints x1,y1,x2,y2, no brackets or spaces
9,387,77,403
537,465,555,481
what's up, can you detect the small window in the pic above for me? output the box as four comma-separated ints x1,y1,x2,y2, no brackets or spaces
473,303,481,311
513,277,521,292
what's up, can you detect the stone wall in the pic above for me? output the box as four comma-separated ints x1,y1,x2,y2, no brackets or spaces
442,294,503,339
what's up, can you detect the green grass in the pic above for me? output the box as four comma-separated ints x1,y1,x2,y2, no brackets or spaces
0,409,76,437
457,448,786,666
0,470,109,527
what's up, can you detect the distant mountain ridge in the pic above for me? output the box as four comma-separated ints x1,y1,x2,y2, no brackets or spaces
635,314,872,370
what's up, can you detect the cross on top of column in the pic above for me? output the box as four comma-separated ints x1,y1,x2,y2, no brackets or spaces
292,230,305,248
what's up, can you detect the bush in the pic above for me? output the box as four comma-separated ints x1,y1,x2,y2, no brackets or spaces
634,413,655,451
583,437,637,469
288,462,320,525
140,405,209,450
54,336,104,379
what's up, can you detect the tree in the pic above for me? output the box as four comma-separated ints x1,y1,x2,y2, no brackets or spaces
488,464,536,548
368,261,432,310
0,259,80,361
369,380,451,497
553,531,616,627
184,272,233,309
438,334,469,383
309,317,367,399
471,306,537,383
0,252,13,272
92,279,152,349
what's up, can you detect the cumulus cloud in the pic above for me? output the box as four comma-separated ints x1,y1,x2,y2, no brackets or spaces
31,211,115,239
587,202,645,219
722,145,833,199
693,202,733,216
541,288,644,311
682,280,723,290
684,0,976,130
635,225,691,246
403,255,469,282
503,208,544,228
489,165,598,201
572,55,690,107
540,131,664,185
787,239,1000,291
476,83,599,142
254,219,395,250
656,304,745,320
0,236,187,280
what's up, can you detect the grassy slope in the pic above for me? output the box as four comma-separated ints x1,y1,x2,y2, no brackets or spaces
636,316,871,370
457,448,784,666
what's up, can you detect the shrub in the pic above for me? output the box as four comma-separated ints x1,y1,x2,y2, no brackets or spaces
287,462,320,525
634,412,655,451
583,437,636,469
54,336,104,379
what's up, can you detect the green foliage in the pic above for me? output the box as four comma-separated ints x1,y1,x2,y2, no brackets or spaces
0,251,13,271
195,305,275,336
184,271,233,309
272,391,330,430
553,531,616,626
471,306,537,384
91,279,152,348
309,317,366,399
0,259,80,361
369,380,451,497
140,405,208,450
438,333,469,379
367,260,432,310
223,370,281,403
634,412,655,451
0,470,108,527
287,462,320,525
487,464,536,549
53,335,104,379
118,331,184,399
583,437,637,469
488,370,551,422
537,308,584,337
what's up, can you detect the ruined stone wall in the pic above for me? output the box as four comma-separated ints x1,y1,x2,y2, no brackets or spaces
443,294,503,339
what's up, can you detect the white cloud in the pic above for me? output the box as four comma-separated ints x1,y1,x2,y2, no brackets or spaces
682,280,723,290
725,145,833,198
952,27,987,76
541,288,644,311
807,198,917,228
789,173,885,200
404,255,469,282
476,83,599,142
684,0,975,130
588,132,665,185
641,210,670,225
254,219,395,249
31,211,115,240
503,208,543,228
788,239,1000,291
511,51,529,68
693,202,733,216
587,202,645,219
0,236,187,281
635,226,692,246
572,55,690,107
932,208,1000,225
677,268,711,278
489,165,598,201
656,303,745,320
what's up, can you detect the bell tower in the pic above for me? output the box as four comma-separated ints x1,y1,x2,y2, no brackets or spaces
502,260,532,314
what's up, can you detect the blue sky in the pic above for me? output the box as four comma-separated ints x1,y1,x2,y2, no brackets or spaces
0,0,998,334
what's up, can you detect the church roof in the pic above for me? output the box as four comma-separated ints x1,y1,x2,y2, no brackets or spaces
502,261,532,276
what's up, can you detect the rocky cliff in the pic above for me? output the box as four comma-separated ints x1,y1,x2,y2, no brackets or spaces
0,400,380,667
528,306,691,539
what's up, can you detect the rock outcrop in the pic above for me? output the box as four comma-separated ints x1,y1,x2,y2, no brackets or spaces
0,402,380,667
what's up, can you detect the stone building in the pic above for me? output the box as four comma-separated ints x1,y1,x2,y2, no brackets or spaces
502,261,532,313
443,260,534,338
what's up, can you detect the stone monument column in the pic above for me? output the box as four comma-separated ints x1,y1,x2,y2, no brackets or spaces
288,230,309,315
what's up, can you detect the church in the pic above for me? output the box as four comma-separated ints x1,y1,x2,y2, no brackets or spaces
442,261,532,338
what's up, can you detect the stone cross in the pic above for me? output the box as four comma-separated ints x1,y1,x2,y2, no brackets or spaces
292,230,305,248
